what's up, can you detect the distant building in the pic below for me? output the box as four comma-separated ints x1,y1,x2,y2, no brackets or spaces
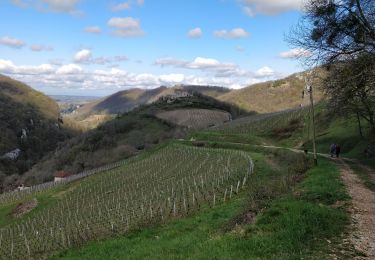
16,184,30,191
54,171,72,182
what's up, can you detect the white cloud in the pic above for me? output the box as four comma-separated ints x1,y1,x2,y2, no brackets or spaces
0,59,54,75
255,66,274,77
213,28,250,39
154,57,188,67
154,57,238,74
278,48,312,59
30,44,53,52
241,0,303,16
188,27,202,39
0,36,25,48
189,57,221,68
91,55,128,65
73,49,128,65
11,0,82,14
155,56,250,78
108,17,144,37
137,0,144,6
42,0,81,12
74,49,92,63
0,59,279,92
84,26,102,34
159,74,185,83
56,64,83,74
112,2,131,11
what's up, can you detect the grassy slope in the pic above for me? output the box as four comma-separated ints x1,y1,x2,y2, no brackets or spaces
53,149,349,259
218,73,323,113
74,85,231,121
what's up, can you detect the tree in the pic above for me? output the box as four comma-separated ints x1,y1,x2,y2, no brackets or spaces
289,0,375,132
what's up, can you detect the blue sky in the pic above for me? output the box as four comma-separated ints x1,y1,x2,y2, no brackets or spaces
0,0,308,96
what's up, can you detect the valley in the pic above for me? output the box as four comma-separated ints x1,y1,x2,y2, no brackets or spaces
0,1,374,258
0,80,374,258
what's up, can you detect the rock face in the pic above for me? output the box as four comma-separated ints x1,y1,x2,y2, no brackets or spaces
2,148,21,160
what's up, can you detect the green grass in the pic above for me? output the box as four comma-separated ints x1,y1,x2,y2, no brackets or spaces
300,159,350,204
52,152,348,259
0,182,79,228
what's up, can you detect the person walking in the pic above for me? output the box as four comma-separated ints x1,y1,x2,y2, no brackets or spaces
330,143,336,158
335,144,341,158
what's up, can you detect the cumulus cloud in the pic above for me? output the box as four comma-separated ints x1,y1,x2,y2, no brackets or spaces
56,64,83,74
255,66,274,77
241,0,303,16
0,36,25,48
0,59,54,75
92,55,128,65
11,0,82,14
84,26,102,34
278,48,311,59
111,2,131,11
0,59,279,91
188,27,202,39
74,49,92,63
213,28,250,39
159,74,185,83
73,49,128,65
155,56,252,78
108,17,144,37
154,57,238,75
30,44,53,52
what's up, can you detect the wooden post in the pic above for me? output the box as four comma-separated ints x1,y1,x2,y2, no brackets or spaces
308,82,318,166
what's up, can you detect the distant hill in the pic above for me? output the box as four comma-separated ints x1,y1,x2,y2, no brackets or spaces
218,73,324,113
73,85,230,120
0,75,76,191
74,72,324,122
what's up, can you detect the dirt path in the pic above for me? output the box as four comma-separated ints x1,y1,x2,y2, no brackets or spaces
338,160,375,259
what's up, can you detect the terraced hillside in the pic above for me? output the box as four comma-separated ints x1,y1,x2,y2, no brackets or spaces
156,109,231,129
0,143,252,259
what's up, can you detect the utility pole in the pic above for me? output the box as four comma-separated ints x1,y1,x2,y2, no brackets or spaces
306,77,318,166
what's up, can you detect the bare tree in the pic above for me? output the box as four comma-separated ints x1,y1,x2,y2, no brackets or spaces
289,0,375,132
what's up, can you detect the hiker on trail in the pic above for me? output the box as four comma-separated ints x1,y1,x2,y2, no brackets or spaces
330,143,336,158
335,144,341,158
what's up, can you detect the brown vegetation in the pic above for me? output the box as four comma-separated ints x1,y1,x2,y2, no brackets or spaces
156,109,231,129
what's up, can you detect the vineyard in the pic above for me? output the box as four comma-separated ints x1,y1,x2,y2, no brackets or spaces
0,143,253,259
156,109,231,129
213,107,309,136
0,161,126,206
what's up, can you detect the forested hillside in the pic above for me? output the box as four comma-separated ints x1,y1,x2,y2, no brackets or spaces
0,75,76,191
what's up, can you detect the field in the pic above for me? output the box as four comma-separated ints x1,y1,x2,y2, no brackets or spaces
156,109,231,129
0,143,252,259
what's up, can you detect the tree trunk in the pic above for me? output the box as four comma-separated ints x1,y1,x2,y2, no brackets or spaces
357,112,364,138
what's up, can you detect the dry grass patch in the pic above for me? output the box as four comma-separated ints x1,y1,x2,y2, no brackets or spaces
156,109,231,129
